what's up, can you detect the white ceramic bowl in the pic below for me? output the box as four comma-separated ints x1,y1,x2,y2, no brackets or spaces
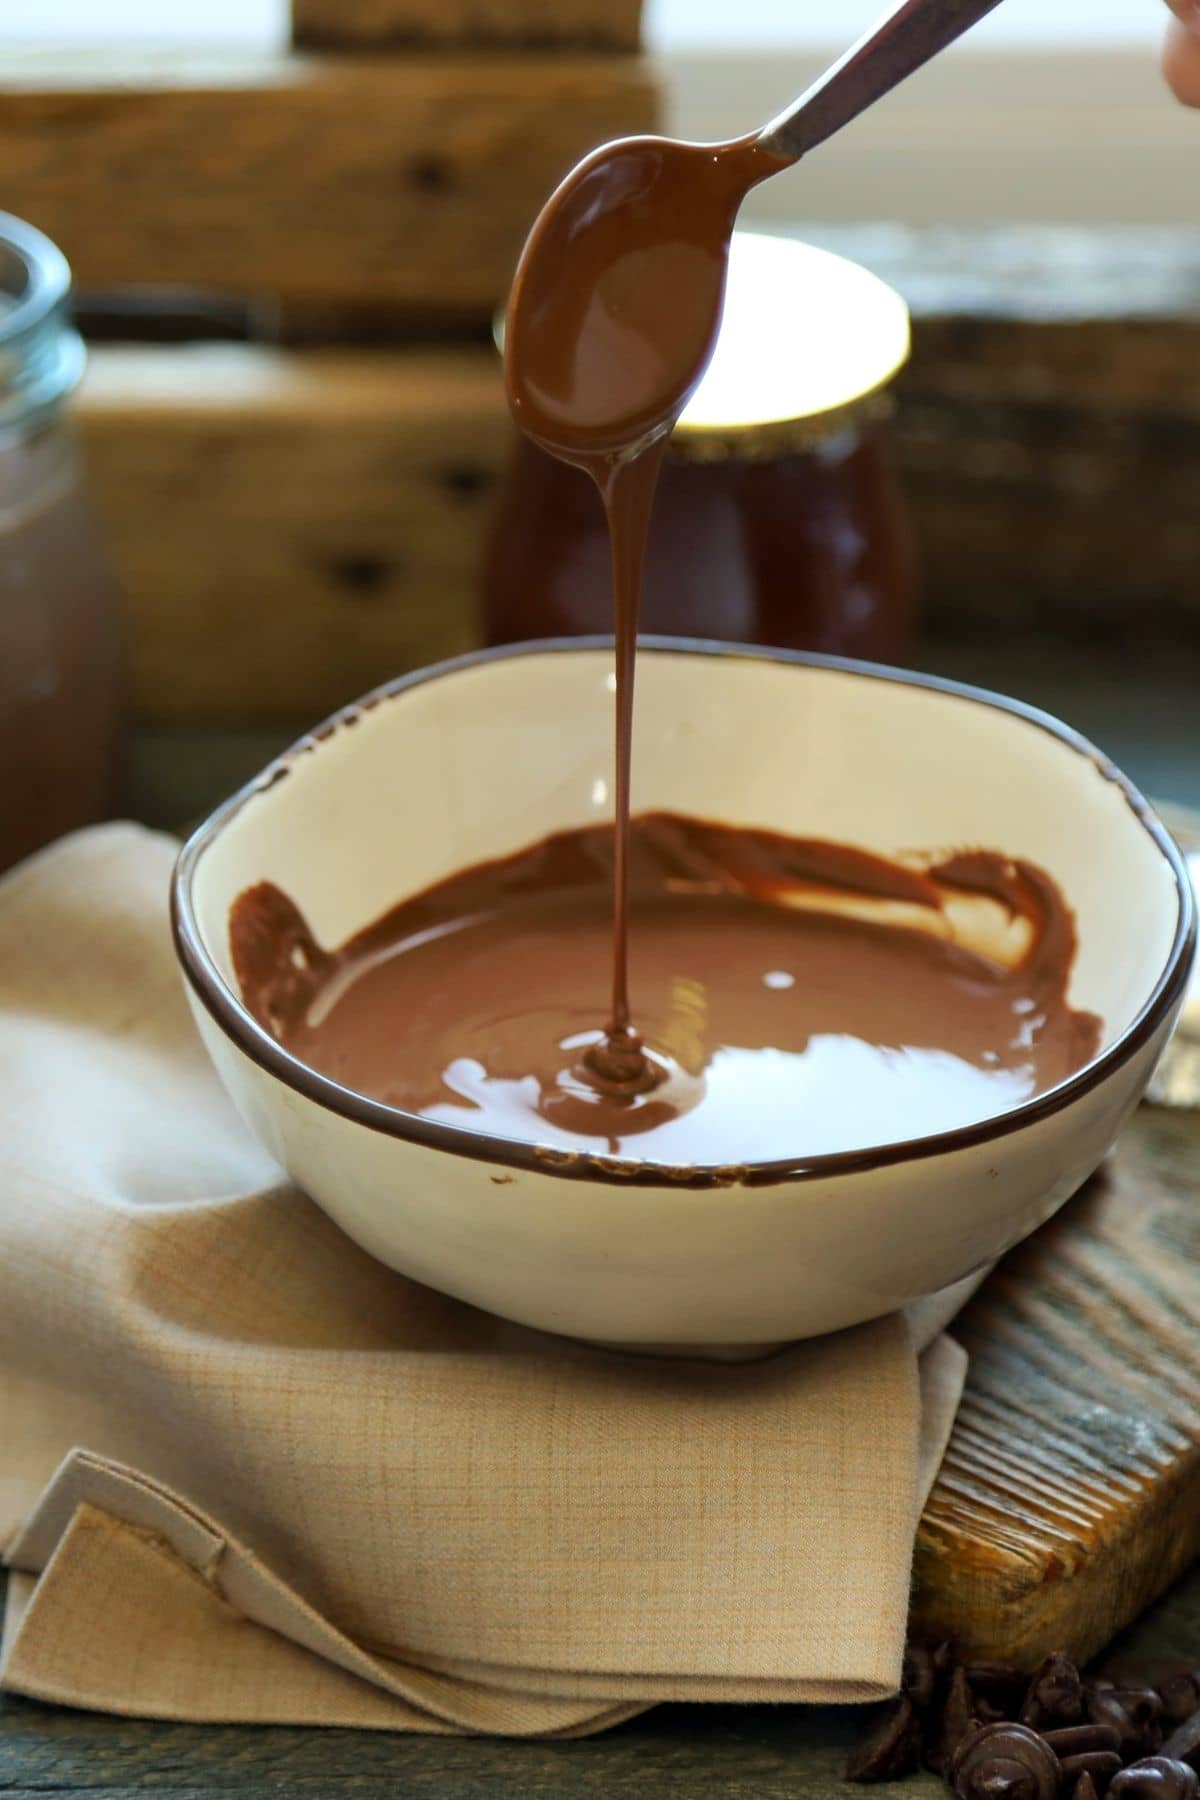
173,642,1195,1350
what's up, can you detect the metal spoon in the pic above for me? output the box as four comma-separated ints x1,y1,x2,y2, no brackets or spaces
506,0,1009,461
759,0,1008,163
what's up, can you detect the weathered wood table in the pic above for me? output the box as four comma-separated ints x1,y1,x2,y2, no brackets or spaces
3,1563,1200,1798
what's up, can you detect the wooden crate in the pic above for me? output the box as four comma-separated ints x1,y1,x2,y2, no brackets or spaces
0,50,657,320
79,345,506,723
293,0,644,50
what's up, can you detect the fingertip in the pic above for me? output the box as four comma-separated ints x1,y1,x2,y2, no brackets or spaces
1164,17,1200,106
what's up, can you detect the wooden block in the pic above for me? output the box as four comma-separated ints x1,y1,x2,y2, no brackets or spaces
897,314,1200,647
78,344,508,723
293,0,643,51
0,51,658,318
911,1104,1200,1668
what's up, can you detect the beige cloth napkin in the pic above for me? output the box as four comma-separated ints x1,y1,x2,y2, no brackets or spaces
0,824,968,1737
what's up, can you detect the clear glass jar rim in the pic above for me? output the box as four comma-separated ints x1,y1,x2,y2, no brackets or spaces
0,211,83,426
0,210,72,348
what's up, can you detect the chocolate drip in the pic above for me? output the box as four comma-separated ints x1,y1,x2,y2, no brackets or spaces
503,132,784,1092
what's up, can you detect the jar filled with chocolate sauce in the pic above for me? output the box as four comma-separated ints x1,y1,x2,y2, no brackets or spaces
485,231,917,661
0,213,121,874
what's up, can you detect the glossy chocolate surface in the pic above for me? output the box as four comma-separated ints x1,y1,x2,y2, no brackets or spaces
231,813,1100,1165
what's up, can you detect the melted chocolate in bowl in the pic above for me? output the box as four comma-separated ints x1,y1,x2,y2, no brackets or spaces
231,814,1101,1167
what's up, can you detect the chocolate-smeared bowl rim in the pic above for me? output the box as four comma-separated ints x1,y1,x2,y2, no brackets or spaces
172,639,1197,1191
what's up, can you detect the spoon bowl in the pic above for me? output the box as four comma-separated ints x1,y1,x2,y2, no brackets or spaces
504,135,773,460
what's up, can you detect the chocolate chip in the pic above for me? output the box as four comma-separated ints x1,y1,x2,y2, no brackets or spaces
845,1694,922,1783
1089,1686,1165,1760
969,1663,1031,1711
929,1665,980,1777
1059,1750,1122,1788
1162,1709,1200,1773
1160,1678,1200,1731
1044,1725,1123,1759
1110,1759,1200,1798
951,1721,1061,1800
1046,1723,1123,1791
1022,1652,1086,1730
1075,1776,1100,1800
903,1641,943,1710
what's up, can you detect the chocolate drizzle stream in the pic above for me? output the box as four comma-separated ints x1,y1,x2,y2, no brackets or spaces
503,133,784,1093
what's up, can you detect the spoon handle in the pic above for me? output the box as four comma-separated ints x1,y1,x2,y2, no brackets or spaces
758,0,1006,163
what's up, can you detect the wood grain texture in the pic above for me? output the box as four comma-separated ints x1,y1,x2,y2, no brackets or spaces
0,1674,943,1797
912,1106,1200,1668
899,314,1200,647
0,51,657,317
292,0,643,51
78,344,507,723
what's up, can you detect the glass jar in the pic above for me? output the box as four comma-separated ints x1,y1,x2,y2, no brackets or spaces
0,212,121,874
485,232,918,663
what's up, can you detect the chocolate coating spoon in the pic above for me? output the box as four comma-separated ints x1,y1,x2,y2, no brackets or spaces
505,0,1007,463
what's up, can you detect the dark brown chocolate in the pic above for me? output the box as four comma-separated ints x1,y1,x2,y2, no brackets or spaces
1161,1709,1200,1773
1022,1651,1088,1731
845,1695,923,1784
951,1721,1060,1800
1045,1725,1123,1760
928,1666,981,1778
1160,1677,1200,1731
1089,1687,1165,1761
905,1641,952,1711
1110,1760,1200,1798
231,814,1101,1165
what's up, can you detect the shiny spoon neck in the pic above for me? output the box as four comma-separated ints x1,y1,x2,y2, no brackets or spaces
757,0,1007,165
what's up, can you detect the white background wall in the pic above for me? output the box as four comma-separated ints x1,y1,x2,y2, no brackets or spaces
0,0,1166,49
648,0,1160,49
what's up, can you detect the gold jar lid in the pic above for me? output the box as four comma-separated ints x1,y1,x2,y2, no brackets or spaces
673,231,911,464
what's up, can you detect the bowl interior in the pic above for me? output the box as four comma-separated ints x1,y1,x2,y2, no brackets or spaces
187,646,1185,1061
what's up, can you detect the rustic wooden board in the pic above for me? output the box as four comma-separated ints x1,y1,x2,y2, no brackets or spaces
79,344,506,724
912,1103,1200,1668
292,0,643,51
0,51,657,318
900,313,1200,649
